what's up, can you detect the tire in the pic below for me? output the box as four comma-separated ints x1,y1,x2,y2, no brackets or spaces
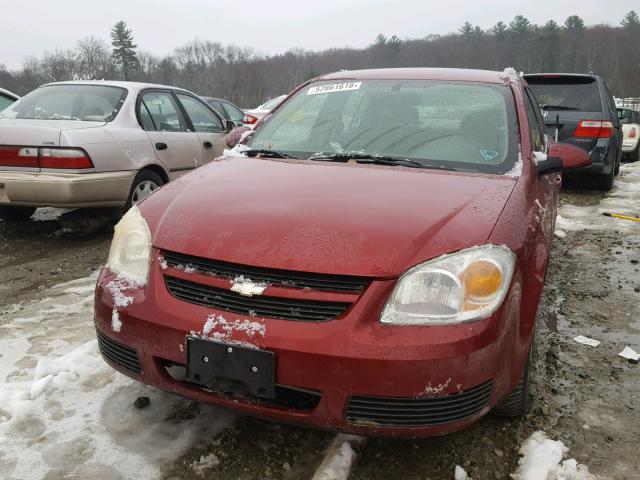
493,346,532,419
596,168,614,191
125,170,164,210
0,206,36,222
633,145,640,163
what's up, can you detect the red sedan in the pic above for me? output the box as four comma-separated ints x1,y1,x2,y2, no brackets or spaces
94,68,590,437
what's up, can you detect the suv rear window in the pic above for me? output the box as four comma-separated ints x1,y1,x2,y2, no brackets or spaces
527,76,601,112
0,84,127,122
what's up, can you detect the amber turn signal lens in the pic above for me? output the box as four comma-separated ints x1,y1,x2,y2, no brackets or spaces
463,260,502,302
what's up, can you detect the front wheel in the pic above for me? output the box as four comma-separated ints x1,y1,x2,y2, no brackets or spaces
493,347,532,418
125,170,164,210
0,206,37,222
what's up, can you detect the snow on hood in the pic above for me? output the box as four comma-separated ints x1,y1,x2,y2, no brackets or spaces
142,157,517,278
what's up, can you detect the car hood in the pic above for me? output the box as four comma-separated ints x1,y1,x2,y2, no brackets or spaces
0,119,107,146
144,157,517,278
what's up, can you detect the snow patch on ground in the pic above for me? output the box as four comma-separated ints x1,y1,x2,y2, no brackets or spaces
31,207,72,222
0,272,235,479
312,434,365,480
556,161,640,233
511,431,594,480
455,465,472,479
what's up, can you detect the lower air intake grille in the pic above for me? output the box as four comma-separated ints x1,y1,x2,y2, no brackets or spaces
165,275,350,321
96,328,142,374
346,380,493,427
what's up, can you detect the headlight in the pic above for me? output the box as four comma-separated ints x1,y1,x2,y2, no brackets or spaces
381,245,516,325
106,206,152,285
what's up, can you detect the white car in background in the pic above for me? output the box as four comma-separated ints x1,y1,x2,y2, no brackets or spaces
243,94,287,128
0,87,19,111
0,80,233,221
617,107,640,162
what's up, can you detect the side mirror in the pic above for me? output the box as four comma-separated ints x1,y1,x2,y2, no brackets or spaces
536,143,591,176
225,126,251,148
225,119,236,132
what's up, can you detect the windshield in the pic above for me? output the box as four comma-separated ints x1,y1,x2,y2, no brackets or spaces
246,80,518,174
0,84,128,122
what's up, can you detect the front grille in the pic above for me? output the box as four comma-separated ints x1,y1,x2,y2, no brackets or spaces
161,250,370,293
346,380,493,427
96,328,142,374
165,275,350,321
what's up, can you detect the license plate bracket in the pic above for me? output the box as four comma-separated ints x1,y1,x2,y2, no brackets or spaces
187,337,275,399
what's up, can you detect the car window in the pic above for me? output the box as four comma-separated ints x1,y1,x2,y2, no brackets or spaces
618,108,634,124
176,93,224,132
527,77,601,112
524,89,545,151
0,84,127,121
0,94,15,112
139,91,188,132
206,100,225,118
222,102,244,123
247,80,518,175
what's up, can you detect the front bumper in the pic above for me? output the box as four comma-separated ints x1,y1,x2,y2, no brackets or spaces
0,170,135,208
94,259,527,438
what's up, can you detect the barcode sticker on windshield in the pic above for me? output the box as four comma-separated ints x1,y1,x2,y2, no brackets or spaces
307,82,362,95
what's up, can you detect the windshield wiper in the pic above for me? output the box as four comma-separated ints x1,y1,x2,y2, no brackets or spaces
243,149,296,159
308,153,449,170
539,104,579,111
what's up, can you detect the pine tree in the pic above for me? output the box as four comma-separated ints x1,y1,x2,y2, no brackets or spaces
491,21,508,38
459,21,474,38
509,15,533,35
110,21,138,81
543,20,560,34
373,34,387,47
621,10,640,29
564,15,585,32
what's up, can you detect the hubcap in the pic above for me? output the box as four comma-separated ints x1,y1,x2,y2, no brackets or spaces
131,180,159,205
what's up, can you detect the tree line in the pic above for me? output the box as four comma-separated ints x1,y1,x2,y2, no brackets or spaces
1,12,639,108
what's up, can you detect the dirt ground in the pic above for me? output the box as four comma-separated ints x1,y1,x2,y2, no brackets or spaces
1,167,639,479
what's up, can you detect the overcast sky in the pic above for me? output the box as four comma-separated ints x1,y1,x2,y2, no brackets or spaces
1,0,637,69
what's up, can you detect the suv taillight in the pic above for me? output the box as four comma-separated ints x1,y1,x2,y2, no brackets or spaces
575,120,613,139
630,127,637,139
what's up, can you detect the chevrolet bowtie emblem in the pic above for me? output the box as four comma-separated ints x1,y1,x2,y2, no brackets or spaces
230,279,267,297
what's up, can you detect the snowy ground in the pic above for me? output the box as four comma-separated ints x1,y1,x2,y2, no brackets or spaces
1,162,639,479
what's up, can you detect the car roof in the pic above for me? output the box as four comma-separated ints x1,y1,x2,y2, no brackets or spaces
40,80,193,93
0,87,20,100
317,68,516,84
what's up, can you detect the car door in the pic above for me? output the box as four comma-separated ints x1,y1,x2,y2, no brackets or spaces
174,93,228,163
138,89,204,177
524,87,558,242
